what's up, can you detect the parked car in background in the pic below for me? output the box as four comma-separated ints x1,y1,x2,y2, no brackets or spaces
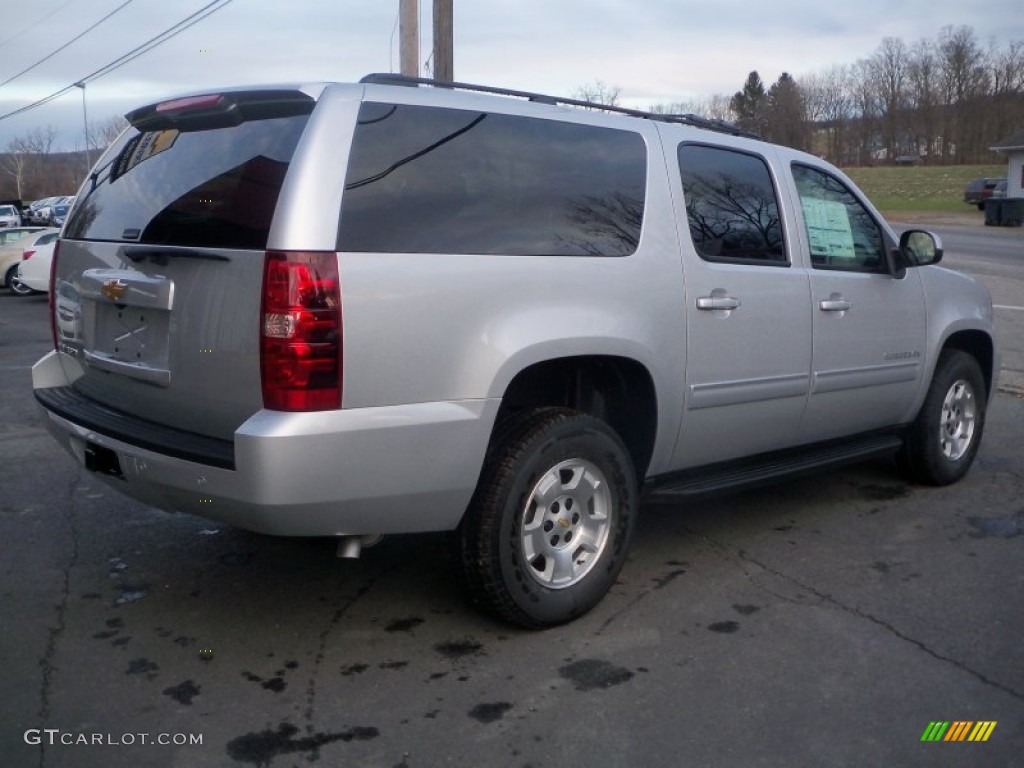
991,179,1008,199
963,177,1005,209
29,196,66,225
39,196,70,225
50,199,74,227
8,229,58,294
0,204,22,228
0,227,47,293
25,198,52,224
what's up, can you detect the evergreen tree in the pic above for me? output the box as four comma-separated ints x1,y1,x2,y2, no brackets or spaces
730,71,767,134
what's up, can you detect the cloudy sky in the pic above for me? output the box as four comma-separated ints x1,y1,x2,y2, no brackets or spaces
1,0,1022,150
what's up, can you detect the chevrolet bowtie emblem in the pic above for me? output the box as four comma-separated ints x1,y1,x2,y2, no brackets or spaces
101,278,128,302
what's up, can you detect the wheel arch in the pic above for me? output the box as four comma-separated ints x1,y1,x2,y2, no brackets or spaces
493,355,658,479
941,330,996,399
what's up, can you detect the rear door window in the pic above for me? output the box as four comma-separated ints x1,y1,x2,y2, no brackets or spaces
339,103,647,256
678,143,787,265
65,106,311,249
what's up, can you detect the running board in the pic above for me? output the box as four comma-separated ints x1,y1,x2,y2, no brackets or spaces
646,434,904,499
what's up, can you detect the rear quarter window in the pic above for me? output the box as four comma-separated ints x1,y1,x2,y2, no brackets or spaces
338,103,647,256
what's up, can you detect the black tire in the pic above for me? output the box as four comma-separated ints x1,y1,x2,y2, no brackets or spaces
458,407,637,629
6,265,32,296
899,350,986,485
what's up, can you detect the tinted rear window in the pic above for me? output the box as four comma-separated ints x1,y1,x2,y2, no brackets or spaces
65,112,310,248
339,103,647,256
678,144,786,264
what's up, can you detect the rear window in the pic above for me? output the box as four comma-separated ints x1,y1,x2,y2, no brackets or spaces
339,103,647,256
64,111,311,248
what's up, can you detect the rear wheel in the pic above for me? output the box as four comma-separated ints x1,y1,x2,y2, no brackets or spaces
899,350,986,485
458,408,637,628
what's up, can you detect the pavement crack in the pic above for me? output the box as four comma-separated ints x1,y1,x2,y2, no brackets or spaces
692,527,1024,703
37,474,82,768
302,562,398,734
595,583,654,635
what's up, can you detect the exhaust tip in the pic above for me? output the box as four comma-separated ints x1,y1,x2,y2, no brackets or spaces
336,534,383,559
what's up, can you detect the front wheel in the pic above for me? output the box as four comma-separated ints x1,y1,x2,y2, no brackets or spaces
899,350,987,485
458,408,637,628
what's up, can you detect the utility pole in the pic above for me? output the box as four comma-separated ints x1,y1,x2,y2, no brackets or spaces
433,0,453,81
399,0,418,77
74,82,91,176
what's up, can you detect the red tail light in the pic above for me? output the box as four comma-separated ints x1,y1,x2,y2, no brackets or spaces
260,251,342,411
49,240,61,349
22,250,35,260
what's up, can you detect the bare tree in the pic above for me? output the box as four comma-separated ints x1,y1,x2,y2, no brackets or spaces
938,25,990,161
578,23,1023,168
989,39,1024,147
89,115,129,151
1,126,59,199
573,81,621,107
702,94,736,123
850,59,883,164
800,66,852,162
24,125,58,156
870,37,910,160
649,94,736,122
2,137,33,199
907,39,940,161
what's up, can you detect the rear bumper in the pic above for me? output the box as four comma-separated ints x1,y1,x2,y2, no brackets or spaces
33,350,498,536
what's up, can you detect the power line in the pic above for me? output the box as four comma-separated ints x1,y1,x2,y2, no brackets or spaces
0,0,236,124
0,0,137,89
0,0,77,52
81,0,235,84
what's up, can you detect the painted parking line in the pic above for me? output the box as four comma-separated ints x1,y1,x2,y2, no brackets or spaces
993,305,1024,311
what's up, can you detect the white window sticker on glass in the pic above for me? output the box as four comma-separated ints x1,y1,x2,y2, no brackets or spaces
801,198,854,259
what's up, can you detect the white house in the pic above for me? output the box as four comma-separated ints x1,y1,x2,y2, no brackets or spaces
991,130,1024,198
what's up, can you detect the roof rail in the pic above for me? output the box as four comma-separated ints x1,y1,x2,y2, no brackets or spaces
359,73,759,140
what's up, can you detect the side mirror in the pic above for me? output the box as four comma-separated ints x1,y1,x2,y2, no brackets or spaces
899,229,943,267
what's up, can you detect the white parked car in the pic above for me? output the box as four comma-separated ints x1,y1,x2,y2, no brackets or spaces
1,227,47,293
0,204,21,228
14,230,60,293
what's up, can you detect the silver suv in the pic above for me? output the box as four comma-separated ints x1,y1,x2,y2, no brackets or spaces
33,75,998,628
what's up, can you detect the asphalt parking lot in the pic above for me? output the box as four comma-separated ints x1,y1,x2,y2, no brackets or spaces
1,222,1022,767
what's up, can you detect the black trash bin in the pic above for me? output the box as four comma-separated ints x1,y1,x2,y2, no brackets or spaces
1000,198,1023,227
984,198,1003,226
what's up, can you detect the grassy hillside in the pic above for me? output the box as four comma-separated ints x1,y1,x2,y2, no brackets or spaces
843,164,1007,213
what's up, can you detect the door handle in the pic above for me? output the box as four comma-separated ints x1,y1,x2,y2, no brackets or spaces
696,296,741,311
819,297,852,312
